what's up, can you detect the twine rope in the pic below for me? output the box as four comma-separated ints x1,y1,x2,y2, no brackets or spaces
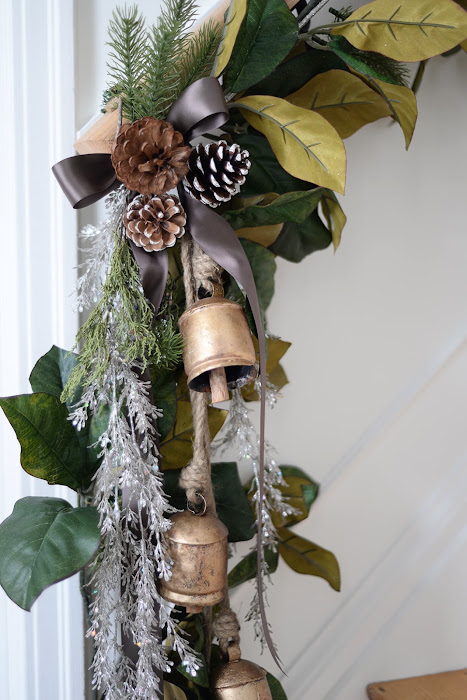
212,592,241,657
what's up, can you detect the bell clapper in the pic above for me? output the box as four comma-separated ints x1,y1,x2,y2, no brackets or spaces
209,366,230,404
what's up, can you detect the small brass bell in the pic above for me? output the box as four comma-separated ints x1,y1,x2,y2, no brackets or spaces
178,292,257,403
159,510,228,613
211,645,272,700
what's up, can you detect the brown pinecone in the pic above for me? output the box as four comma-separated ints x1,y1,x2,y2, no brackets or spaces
183,141,251,208
123,194,186,252
111,117,192,195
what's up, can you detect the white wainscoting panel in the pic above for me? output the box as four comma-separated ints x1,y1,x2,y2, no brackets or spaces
0,1,81,698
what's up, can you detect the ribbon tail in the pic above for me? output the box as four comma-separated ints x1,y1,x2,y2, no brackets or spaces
129,242,169,315
180,190,283,670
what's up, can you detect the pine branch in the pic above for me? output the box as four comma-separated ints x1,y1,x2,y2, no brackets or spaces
138,0,199,119
106,6,149,122
176,19,223,98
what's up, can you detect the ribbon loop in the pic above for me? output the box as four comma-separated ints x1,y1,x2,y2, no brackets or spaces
167,76,229,142
52,154,119,209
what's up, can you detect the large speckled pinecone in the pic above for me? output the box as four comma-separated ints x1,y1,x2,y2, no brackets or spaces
123,194,186,252
183,141,251,208
111,117,192,195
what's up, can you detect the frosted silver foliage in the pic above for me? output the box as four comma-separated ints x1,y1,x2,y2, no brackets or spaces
70,200,199,699
214,386,297,650
75,186,127,312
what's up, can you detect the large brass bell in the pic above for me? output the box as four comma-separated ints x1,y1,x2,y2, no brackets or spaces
178,289,257,403
159,509,228,613
211,645,272,700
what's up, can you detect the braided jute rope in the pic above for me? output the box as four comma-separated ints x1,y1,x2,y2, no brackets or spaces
179,232,242,660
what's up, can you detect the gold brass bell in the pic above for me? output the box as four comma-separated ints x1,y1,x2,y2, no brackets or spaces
211,646,272,700
178,292,257,404
159,510,228,613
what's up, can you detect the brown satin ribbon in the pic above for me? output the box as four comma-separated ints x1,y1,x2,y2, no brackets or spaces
52,75,280,670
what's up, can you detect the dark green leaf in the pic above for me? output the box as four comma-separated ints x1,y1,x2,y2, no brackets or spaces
246,48,347,98
225,0,297,93
228,546,278,588
270,210,332,262
29,345,80,407
151,367,178,441
225,189,323,230
0,497,100,610
0,393,85,491
235,133,310,196
329,36,409,86
240,240,276,310
29,346,100,486
267,672,288,699
164,463,256,542
279,527,341,591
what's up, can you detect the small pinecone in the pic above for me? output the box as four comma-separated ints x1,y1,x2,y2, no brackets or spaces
111,117,192,196
183,141,251,208
123,194,186,252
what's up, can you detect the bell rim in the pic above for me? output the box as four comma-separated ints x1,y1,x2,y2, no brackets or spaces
159,585,225,608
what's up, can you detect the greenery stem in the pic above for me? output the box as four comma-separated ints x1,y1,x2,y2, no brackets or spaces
411,60,427,95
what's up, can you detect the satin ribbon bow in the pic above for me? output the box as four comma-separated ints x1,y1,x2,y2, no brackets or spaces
52,76,279,668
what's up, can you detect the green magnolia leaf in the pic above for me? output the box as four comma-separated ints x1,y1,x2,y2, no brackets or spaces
0,497,100,610
0,393,85,491
236,223,284,247
225,188,324,230
287,69,391,140
228,546,278,588
234,95,346,194
241,239,276,310
272,465,319,528
164,463,256,542
331,0,467,62
225,0,298,93
329,35,408,85
270,209,332,262
151,367,178,441
164,681,188,700
160,400,227,470
246,47,347,98
29,346,101,486
321,189,347,251
267,672,288,699
242,336,291,401
29,345,80,406
212,0,248,77
278,527,341,591
235,133,310,197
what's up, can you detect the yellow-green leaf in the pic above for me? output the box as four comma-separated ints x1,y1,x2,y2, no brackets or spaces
160,400,227,469
287,69,391,139
360,74,418,148
212,0,249,77
233,95,347,194
242,337,291,401
236,223,284,246
331,0,467,62
278,527,341,590
164,681,188,700
321,189,347,251
461,38,467,51
271,465,319,528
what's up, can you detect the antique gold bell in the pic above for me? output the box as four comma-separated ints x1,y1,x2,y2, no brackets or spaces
211,646,272,700
159,510,228,613
178,292,257,404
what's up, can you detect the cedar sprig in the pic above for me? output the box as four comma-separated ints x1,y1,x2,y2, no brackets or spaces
62,230,183,403
106,6,149,122
176,19,223,99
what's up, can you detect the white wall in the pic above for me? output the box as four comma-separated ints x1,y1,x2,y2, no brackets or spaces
2,0,467,698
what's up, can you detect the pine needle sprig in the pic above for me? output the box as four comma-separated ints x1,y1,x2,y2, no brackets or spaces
138,0,199,119
176,19,223,99
106,6,149,122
